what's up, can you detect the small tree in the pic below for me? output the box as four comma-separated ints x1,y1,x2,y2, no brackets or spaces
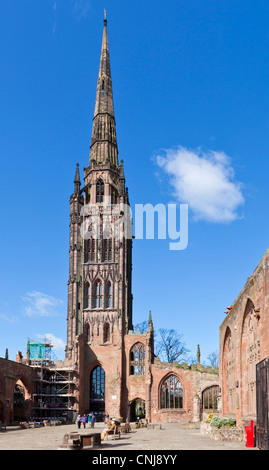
207,350,219,368
155,328,189,363
133,321,148,334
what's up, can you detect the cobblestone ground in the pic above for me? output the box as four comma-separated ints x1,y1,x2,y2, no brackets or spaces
0,423,250,451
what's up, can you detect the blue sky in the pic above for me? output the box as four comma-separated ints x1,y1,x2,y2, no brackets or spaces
1,0,269,364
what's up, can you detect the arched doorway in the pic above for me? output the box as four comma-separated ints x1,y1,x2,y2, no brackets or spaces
202,385,219,418
89,365,105,421
13,382,26,421
222,326,235,415
130,398,145,422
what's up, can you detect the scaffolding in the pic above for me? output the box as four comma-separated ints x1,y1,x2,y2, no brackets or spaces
27,338,55,365
27,338,77,423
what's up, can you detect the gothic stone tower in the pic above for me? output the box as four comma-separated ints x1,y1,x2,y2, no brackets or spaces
66,17,133,419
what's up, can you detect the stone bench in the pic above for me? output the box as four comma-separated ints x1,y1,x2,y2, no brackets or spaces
58,431,101,450
81,433,101,448
147,423,163,430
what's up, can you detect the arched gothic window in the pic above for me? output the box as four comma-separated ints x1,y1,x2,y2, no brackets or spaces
90,365,105,413
96,179,104,203
107,282,112,308
202,386,218,413
103,238,112,261
94,280,103,308
130,343,145,375
160,375,183,409
87,238,96,262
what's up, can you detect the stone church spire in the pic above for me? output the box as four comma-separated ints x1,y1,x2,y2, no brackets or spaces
74,163,81,194
90,16,118,166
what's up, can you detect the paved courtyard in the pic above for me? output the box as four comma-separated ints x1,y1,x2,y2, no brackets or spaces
0,422,250,451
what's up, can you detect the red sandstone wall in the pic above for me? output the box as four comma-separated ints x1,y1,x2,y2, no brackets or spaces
150,361,218,423
80,338,124,419
0,358,34,424
78,327,219,423
219,249,269,425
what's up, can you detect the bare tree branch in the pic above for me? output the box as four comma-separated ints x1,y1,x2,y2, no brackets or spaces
207,350,219,368
155,328,189,363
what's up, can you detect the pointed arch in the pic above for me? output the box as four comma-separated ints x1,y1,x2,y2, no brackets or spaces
202,385,219,413
106,281,112,308
240,297,259,418
130,342,145,375
103,238,112,262
159,374,183,409
130,398,146,421
89,365,105,414
94,279,103,309
222,326,234,415
13,379,31,422
87,237,96,262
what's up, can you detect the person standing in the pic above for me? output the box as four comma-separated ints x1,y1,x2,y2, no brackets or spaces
91,413,96,428
76,414,81,429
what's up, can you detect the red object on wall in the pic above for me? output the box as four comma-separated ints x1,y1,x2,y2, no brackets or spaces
245,420,254,447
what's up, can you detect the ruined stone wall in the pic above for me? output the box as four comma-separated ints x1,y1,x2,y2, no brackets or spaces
0,357,35,424
219,249,269,425
150,359,219,423
78,327,219,424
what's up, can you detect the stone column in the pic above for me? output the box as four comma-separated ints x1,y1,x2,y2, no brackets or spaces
193,395,201,422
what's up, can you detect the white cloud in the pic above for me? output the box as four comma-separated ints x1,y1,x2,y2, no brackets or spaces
0,313,18,323
23,291,63,318
36,333,65,352
72,0,91,19
52,2,57,37
156,146,244,223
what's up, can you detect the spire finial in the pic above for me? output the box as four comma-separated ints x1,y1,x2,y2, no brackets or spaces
197,344,201,364
74,163,81,194
148,310,154,332
104,8,107,24
90,11,118,166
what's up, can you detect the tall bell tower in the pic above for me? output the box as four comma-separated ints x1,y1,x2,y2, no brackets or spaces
66,15,133,419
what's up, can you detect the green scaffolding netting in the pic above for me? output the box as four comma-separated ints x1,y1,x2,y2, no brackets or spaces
28,342,46,360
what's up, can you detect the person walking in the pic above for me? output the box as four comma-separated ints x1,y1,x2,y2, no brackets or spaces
87,413,91,428
82,414,87,429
